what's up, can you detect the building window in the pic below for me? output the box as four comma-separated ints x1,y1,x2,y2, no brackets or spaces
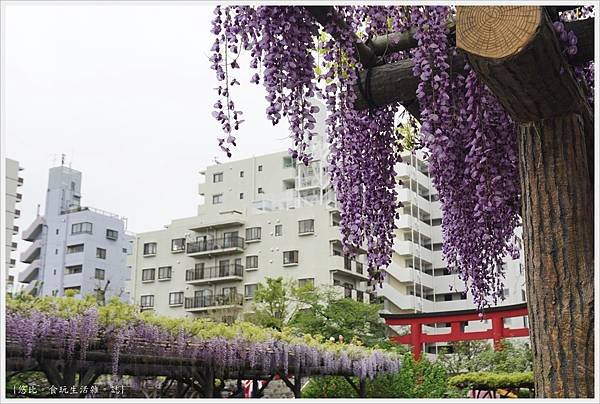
431,218,442,226
245,284,258,299
141,295,154,308
171,238,186,252
246,255,258,269
275,224,282,236
213,194,223,204
330,211,341,226
213,172,224,183
240,192,244,199
143,242,157,255
56,229,59,235
96,248,107,259
298,219,315,234
169,292,184,306
71,222,93,235
122,248,128,253
240,170,244,178
158,266,172,280
257,187,263,194
258,165,263,172
106,229,119,240
66,244,84,254
245,227,261,242
142,268,155,282
432,243,443,251
501,288,510,298
283,156,296,168
298,278,314,288
95,268,105,280
64,265,82,275
283,250,299,265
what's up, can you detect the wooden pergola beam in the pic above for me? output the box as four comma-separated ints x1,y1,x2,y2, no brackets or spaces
305,5,594,115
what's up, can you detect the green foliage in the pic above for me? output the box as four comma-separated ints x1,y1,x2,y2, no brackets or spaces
252,277,388,347
436,339,532,375
396,119,420,151
303,354,460,398
449,372,534,390
291,296,387,347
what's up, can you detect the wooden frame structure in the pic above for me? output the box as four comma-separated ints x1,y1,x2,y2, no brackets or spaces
5,342,371,398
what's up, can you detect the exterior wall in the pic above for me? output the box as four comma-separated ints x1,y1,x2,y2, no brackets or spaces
129,206,368,320
17,164,131,300
40,209,131,300
129,136,526,336
5,158,23,295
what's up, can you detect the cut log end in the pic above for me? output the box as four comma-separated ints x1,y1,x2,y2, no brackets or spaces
457,6,542,59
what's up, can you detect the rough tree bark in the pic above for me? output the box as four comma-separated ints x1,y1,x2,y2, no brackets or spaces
457,6,594,398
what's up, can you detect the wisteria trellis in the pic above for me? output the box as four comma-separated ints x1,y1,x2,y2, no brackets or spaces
209,5,595,309
6,307,401,379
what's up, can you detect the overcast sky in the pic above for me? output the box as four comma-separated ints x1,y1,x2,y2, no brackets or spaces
2,1,298,275
2,1,299,277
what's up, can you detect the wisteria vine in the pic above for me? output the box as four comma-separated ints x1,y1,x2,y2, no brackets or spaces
209,6,595,308
6,307,401,380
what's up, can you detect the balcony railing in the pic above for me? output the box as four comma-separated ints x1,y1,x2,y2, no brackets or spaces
186,264,243,282
184,292,244,310
187,236,245,254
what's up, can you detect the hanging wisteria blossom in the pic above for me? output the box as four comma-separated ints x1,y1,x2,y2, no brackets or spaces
208,5,594,309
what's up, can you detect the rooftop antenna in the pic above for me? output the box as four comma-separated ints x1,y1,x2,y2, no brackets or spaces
36,204,40,216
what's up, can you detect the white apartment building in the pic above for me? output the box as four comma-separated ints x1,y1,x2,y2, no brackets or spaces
129,135,525,331
18,164,131,300
129,135,370,322
5,158,24,295
382,150,527,354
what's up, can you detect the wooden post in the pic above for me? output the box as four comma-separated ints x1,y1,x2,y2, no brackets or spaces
457,6,594,398
359,378,367,398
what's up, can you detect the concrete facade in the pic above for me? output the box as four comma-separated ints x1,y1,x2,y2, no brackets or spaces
5,158,23,295
129,139,526,333
18,165,131,300
128,134,369,322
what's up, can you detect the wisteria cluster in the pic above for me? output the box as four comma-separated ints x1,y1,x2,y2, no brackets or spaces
208,6,594,307
556,7,595,107
6,308,401,380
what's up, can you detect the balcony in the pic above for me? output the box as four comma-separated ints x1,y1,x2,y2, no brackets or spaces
186,236,245,257
16,193,22,202
184,292,244,312
185,264,244,285
298,176,320,189
330,255,369,280
11,242,17,250
14,209,21,218
22,216,45,241
18,259,41,283
20,239,43,263
18,177,24,186
13,225,19,235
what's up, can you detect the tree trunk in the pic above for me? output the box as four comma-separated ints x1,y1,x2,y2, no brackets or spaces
456,6,594,397
518,114,594,397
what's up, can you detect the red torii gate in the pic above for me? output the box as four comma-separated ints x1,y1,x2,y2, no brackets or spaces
381,303,529,359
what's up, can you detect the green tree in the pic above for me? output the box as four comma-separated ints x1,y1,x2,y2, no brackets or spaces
290,296,387,347
303,354,461,398
251,277,320,330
